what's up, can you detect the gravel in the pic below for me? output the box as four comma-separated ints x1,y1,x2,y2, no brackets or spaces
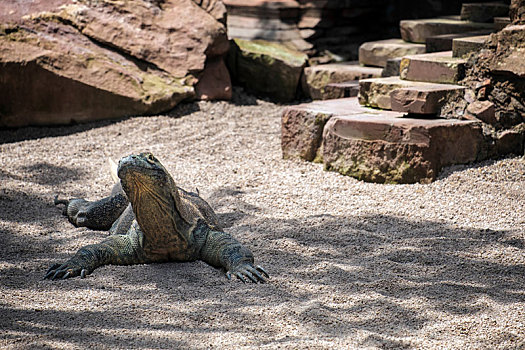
1,89,524,349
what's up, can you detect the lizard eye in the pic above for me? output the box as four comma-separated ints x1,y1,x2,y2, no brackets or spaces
146,153,155,163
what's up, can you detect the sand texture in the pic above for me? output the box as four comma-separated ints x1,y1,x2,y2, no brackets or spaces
1,91,524,349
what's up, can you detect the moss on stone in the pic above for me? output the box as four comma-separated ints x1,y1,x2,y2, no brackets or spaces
327,151,431,184
234,38,307,67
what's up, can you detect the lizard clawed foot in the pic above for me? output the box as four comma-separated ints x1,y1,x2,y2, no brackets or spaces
226,263,269,283
44,260,90,280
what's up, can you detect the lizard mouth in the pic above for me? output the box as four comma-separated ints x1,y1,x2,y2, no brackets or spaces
118,154,163,178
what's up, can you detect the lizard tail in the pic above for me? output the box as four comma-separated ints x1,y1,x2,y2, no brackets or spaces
108,158,119,183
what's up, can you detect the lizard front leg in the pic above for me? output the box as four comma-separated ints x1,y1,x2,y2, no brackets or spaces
54,190,129,231
196,224,269,283
45,222,146,280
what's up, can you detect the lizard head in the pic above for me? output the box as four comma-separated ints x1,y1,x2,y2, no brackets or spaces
117,152,171,193
117,152,190,240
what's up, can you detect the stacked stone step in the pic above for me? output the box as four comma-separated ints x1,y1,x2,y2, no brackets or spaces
301,3,501,102
296,0,390,59
301,62,383,100
223,0,312,51
225,0,399,57
281,97,483,183
281,2,512,183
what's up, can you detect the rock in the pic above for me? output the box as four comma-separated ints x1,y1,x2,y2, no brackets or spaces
302,62,382,100
381,57,403,77
0,0,74,24
192,0,227,24
490,24,525,77
227,15,297,31
460,2,509,23
425,30,493,53
228,38,307,102
227,27,303,41
281,98,405,161
281,108,332,162
359,76,461,110
494,16,511,30
495,126,525,155
391,85,466,114
195,57,232,100
466,101,497,125
57,0,229,78
224,0,303,51
0,20,193,127
322,115,483,184
400,17,493,43
452,35,489,57
358,39,426,68
359,76,413,110
509,0,525,24
400,51,467,84
0,0,230,127
322,81,360,100
224,0,299,19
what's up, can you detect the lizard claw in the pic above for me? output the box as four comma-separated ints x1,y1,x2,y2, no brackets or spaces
226,263,269,284
44,260,87,281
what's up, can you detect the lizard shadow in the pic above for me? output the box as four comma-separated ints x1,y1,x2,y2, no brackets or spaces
0,163,85,224
0,119,122,145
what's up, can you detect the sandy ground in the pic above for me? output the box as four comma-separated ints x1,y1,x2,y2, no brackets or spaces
1,90,524,349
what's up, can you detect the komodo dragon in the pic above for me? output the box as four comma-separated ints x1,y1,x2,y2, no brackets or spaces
46,152,268,283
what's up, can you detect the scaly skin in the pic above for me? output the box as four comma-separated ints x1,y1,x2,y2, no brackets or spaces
46,152,268,283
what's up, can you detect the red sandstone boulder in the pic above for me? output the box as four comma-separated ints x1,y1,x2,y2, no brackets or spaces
281,98,405,162
322,115,484,184
228,38,307,102
0,0,231,127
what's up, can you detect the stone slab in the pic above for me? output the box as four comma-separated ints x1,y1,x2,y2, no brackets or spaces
494,16,511,30
226,15,297,30
381,57,403,77
224,0,300,19
227,27,302,41
359,76,414,110
281,97,405,161
400,51,467,84
425,30,493,52
358,39,426,68
359,76,467,111
302,62,382,100
460,2,509,23
322,115,483,183
390,84,466,114
400,17,493,43
322,81,360,100
452,35,489,57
